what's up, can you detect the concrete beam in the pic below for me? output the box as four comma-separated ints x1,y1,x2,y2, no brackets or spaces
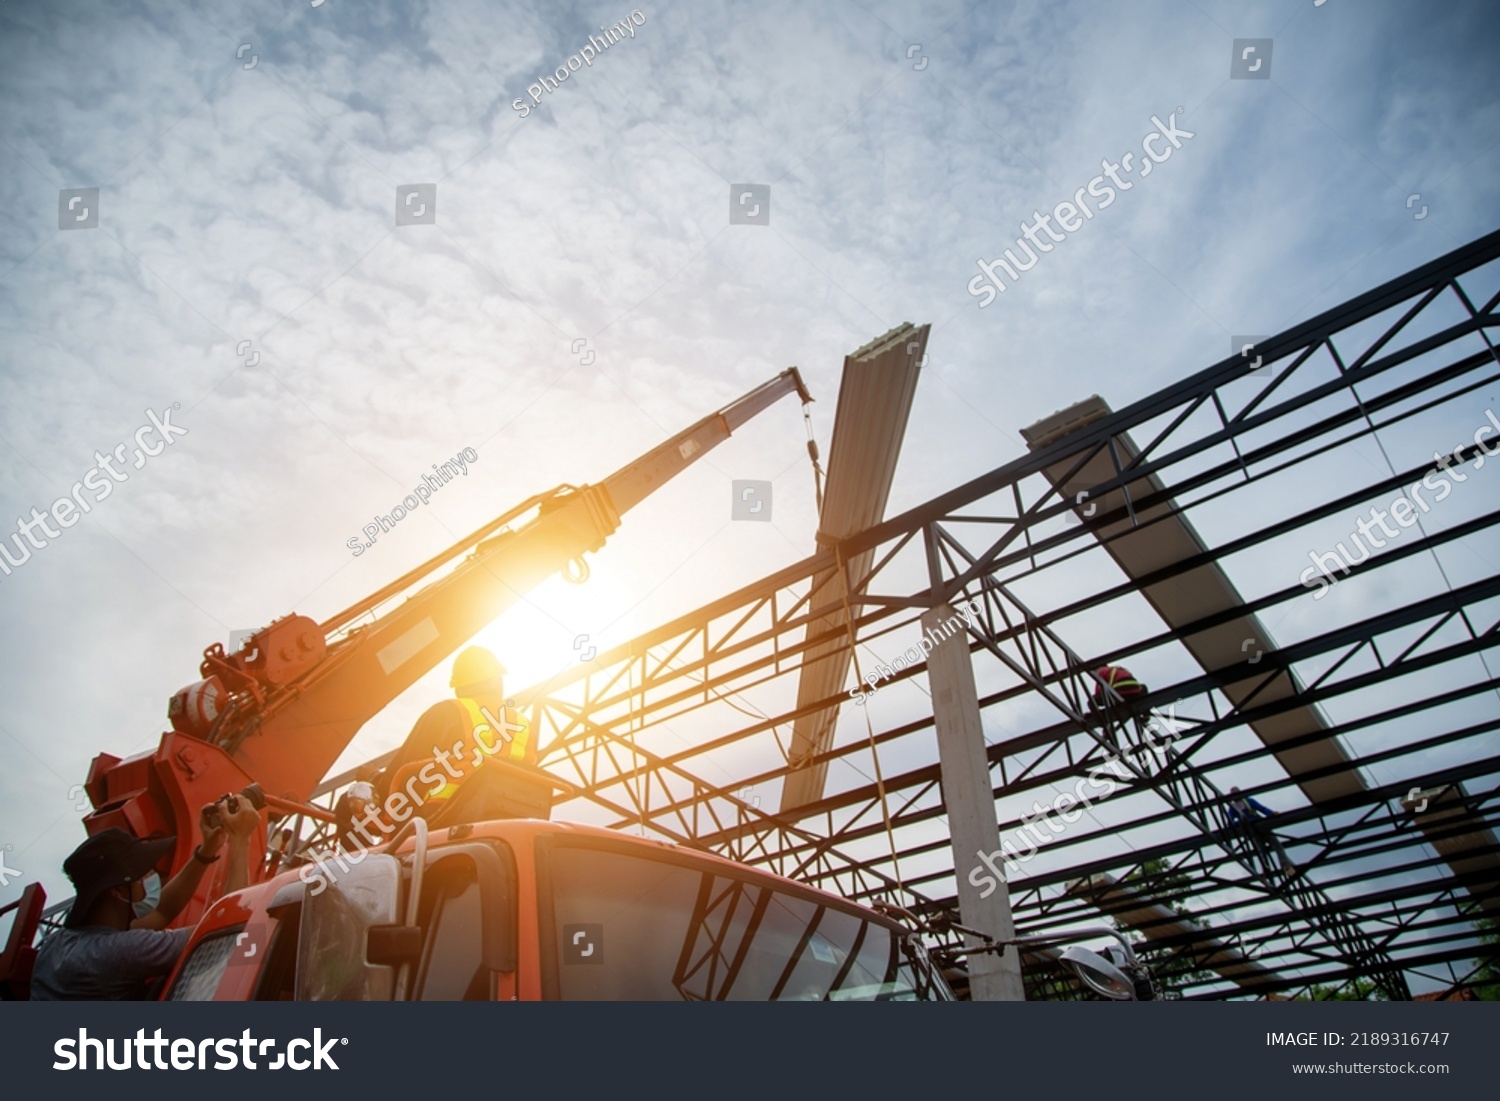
780,323,927,812
1022,396,1362,805
924,604,1026,1001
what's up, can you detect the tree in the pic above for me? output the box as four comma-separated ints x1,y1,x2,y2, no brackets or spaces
1300,978,1387,1001
1113,857,1213,994
1470,917,1499,1000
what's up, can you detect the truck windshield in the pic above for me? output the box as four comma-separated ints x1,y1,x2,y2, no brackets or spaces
546,843,950,1001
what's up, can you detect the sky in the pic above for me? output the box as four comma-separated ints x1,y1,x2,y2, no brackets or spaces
2,0,1499,984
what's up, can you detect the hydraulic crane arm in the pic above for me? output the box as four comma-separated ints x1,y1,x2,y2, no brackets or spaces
77,368,813,893
601,368,813,514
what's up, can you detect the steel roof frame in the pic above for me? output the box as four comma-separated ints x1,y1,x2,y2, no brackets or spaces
320,229,1500,998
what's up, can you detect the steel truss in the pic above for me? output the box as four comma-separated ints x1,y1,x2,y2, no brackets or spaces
320,230,1500,998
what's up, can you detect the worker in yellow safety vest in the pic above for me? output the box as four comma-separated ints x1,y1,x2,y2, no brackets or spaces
376,646,533,817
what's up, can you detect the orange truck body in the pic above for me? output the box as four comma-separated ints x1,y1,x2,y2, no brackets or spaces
161,818,951,1003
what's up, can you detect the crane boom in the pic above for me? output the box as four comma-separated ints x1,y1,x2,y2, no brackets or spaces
76,368,813,906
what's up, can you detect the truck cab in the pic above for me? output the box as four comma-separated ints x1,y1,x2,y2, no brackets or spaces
161,818,953,1002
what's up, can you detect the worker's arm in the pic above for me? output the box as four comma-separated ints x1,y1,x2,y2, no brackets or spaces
378,700,464,799
1248,797,1275,818
132,799,229,930
220,796,260,895
133,796,259,930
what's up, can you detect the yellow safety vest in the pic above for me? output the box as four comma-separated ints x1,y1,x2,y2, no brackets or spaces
425,700,532,802
458,699,530,763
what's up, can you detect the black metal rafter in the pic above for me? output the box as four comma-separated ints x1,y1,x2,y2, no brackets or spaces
317,230,1500,998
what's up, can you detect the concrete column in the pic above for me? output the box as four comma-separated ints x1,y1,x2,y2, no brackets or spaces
923,604,1026,1001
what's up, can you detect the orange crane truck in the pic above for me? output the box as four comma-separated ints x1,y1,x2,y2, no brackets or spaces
0,368,953,1002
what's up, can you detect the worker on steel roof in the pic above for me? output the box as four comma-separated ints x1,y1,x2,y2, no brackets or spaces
1226,786,1298,879
1226,786,1275,826
1091,664,1148,710
31,793,260,999
374,646,534,821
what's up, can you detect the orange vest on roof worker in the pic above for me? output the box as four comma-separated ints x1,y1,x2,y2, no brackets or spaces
1093,664,1146,702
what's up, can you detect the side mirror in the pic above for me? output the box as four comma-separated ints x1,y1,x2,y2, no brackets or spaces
366,925,424,968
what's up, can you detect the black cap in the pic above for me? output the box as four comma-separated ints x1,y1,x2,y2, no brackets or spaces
62,829,175,928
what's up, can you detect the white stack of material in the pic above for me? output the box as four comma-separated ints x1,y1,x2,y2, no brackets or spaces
779,323,928,813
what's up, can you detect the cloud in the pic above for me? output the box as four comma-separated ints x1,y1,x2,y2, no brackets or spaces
1,0,1497,918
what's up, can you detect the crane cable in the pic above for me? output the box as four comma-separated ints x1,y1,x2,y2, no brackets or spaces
833,539,904,897
803,401,825,515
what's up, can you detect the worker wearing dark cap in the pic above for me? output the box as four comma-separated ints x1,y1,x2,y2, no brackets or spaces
30,794,260,1000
